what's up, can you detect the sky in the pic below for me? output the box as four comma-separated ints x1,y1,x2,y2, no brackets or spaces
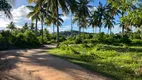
0,0,122,33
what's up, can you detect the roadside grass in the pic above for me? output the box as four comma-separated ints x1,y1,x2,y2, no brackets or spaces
48,44,142,80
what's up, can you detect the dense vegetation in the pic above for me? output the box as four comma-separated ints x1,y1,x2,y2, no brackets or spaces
49,32,142,80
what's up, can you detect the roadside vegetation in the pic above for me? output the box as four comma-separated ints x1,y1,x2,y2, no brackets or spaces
49,32,142,80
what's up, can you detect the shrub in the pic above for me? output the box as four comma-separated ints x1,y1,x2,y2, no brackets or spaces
120,35,132,44
74,36,82,44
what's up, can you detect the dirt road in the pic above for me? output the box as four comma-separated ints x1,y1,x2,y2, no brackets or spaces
0,45,109,80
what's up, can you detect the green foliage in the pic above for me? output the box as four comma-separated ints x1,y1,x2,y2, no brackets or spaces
15,30,40,48
49,44,142,80
74,36,82,44
120,35,132,44
0,30,41,50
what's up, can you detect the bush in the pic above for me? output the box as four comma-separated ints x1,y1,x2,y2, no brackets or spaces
120,35,132,44
15,30,40,48
74,36,82,44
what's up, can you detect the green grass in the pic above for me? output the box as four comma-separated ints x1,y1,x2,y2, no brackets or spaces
48,44,142,80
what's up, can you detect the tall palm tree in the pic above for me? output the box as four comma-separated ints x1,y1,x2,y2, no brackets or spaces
27,5,40,35
104,16,115,34
89,10,99,33
6,22,16,32
96,2,106,33
45,0,77,47
103,3,117,34
29,0,76,47
107,0,136,36
73,0,92,38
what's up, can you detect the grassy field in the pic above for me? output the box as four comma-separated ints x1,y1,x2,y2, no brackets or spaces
48,44,142,80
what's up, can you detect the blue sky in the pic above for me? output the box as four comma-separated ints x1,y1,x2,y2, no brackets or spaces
0,0,122,33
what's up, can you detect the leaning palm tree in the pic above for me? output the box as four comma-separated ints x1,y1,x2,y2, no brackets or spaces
6,22,16,32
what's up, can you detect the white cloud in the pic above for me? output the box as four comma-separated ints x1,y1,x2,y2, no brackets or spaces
0,5,31,29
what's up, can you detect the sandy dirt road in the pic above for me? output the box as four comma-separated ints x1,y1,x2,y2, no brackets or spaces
0,45,109,80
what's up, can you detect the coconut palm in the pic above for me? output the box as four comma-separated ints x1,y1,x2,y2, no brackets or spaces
28,0,77,47
104,16,115,34
44,0,76,47
96,2,106,33
89,10,99,33
73,0,92,38
29,23,35,32
22,22,29,31
27,5,40,35
0,0,13,18
6,22,16,32
107,0,136,36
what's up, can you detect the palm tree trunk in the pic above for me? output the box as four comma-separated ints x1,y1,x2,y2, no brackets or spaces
35,15,38,35
41,17,44,45
99,27,101,33
108,28,109,34
56,1,59,47
122,25,125,36
79,26,81,39
110,28,111,35
93,27,94,33
95,27,97,33
71,14,73,33
53,24,55,33
121,12,125,37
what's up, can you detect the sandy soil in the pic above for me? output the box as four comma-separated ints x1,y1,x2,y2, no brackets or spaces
0,45,109,80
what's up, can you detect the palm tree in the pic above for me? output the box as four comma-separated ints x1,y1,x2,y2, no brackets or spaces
29,23,35,32
104,16,115,34
6,22,16,32
73,0,92,38
45,0,77,47
107,0,136,36
22,22,29,32
27,5,40,35
29,0,76,47
89,10,99,33
96,2,106,33
0,0,13,18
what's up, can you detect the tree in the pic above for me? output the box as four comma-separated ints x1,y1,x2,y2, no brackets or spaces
104,15,115,34
6,22,16,32
96,2,106,33
107,0,136,36
27,5,40,35
29,23,35,32
73,0,92,38
0,0,13,18
89,10,99,33
45,0,77,47
22,22,29,32
103,3,117,34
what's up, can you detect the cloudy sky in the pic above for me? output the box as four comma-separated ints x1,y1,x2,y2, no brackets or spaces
0,0,122,33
